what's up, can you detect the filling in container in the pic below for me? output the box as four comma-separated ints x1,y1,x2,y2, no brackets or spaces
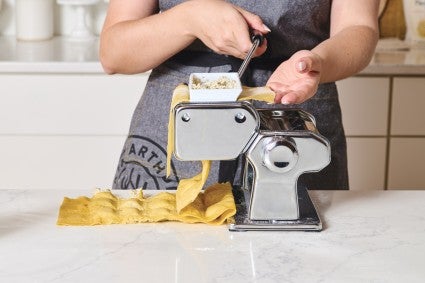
188,73,242,102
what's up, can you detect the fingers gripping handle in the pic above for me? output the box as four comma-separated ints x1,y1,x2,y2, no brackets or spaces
250,29,265,46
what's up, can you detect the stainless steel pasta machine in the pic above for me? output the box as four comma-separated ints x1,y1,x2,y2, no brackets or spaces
173,92,331,231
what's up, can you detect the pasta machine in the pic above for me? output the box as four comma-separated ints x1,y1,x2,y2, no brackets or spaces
173,84,331,231
174,31,330,231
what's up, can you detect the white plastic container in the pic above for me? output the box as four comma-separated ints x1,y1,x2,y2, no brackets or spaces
403,0,425,47
188,73,242,102
15,0,54,41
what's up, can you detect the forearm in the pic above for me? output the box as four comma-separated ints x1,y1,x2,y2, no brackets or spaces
312,25,378,83
100,4,195,74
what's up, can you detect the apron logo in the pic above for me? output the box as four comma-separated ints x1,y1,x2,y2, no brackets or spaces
114,135,179,190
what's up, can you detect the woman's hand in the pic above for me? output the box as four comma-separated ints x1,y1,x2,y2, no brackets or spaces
100,0,270,74
183,0,269,59
267,50,322,104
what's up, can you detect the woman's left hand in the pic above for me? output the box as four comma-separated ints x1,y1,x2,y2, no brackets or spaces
267,50,322,104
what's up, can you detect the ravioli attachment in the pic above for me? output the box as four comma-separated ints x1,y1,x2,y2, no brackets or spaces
57,84,274,226
167,84,275,212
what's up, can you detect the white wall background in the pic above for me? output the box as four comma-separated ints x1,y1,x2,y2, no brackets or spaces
0,0,109,37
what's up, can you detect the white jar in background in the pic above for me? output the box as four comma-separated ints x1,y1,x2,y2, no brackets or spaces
57,0,100,41
403,0,425,47
15,0,54,41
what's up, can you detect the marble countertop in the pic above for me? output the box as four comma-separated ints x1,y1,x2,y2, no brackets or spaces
1,189,424,283
0,36,425,75
365,39,425,75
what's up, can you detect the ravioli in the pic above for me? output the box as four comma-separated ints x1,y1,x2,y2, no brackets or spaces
57,84,274,226
57,182,236,226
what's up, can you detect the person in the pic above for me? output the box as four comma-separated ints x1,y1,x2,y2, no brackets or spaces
100,0,379,191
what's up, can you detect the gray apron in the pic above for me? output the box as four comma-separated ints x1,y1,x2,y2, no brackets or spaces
112,0,349,190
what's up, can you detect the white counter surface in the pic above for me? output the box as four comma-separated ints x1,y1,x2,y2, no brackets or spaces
1,36,425,75
1,189,424,283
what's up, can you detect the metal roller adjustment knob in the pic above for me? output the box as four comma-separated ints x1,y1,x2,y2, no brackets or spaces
262,137,298,173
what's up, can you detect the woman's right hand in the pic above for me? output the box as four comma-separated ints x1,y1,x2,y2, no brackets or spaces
180,0,270,59
100,0,270,74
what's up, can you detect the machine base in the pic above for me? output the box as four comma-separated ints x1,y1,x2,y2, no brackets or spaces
228,186,322,232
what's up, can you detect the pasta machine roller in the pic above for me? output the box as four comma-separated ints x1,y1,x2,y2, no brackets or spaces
173,97,331,231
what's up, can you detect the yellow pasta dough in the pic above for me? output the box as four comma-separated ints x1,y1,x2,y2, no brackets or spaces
57,182,236,226
57,83,274,226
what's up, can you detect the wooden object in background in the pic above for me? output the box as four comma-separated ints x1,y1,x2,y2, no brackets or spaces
379,0,406,39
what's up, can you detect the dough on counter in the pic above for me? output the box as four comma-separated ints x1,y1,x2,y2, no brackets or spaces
57,83,274,227
57,182,236,226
